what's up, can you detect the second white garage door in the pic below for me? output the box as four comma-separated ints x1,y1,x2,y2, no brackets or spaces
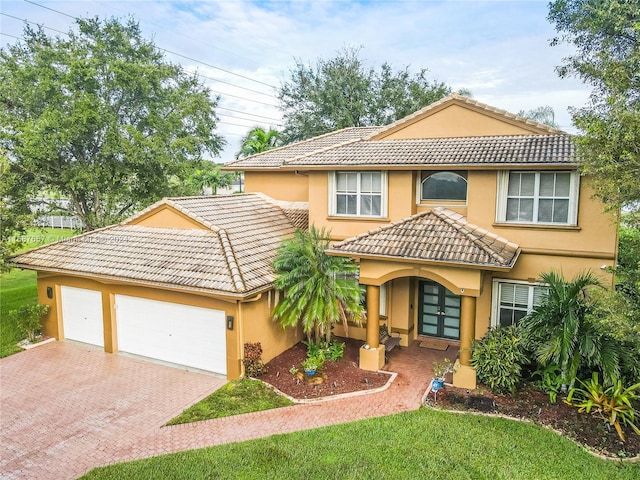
115,295,226,375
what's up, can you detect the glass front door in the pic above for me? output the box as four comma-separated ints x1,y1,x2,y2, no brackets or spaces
418,280,460,340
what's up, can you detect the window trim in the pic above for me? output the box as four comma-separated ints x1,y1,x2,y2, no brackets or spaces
495,170,579,226
329,171,388,218
490,279,548,328
418,171,468,203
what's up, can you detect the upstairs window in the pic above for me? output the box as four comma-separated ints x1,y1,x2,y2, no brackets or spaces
496,171,579,225
420,172,467,202
330,171,387,218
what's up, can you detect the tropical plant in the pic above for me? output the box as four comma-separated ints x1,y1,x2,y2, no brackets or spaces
532,364,563,403
521,270,623,390
272,226,364,343
471,325,529,394
188,161,235,195
566,372,640,442
516,106,559,128
432,358,455,381
11,304,50,343
235,127,283,159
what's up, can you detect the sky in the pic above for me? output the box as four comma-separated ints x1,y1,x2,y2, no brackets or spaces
0,0,592,163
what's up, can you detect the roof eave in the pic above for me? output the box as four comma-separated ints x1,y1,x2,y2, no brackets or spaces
276,162,579,171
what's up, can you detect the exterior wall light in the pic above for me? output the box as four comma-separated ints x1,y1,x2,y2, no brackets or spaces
226,316,234,330
46,287,53,299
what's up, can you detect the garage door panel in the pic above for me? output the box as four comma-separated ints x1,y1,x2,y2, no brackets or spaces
60,286,104,347
115,295,226,374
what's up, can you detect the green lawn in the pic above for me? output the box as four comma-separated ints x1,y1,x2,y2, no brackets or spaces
81,408,638,480
167,378,294,425
0,228,76,357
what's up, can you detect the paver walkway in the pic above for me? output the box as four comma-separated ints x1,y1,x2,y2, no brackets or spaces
1,340,454,480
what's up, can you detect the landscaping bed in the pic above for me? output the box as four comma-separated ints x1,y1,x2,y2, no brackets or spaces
260,337,390,400
430,383,640,459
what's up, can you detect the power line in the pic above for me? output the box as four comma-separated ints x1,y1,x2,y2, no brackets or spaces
218,113,282,127
1,12,70,36
0,32,22,41
23,0,278,89
216,105,282,122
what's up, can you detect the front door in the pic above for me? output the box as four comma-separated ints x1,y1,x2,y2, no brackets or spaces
418,280,460,340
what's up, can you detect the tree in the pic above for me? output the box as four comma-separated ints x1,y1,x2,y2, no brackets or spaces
521,271,622,390
277,47,453,142
517,106,559,128
0,17,225,231
235,126,283,159
548,0,640,212
187,161,235,195
272,226,364,343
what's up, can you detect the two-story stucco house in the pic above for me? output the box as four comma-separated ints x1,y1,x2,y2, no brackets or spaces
13,95,617,386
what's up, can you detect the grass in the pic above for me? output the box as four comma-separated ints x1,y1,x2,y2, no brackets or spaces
82,408,639,480
0,228,76,357
166,378,294,425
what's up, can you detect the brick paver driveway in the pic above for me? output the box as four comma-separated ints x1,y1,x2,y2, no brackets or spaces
0,341,226,480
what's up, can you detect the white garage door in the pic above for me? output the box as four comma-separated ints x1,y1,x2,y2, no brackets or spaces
115,295,226,374
60,286,104,347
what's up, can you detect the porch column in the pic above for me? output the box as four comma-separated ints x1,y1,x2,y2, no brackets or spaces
453,295,477,389
359,285,385,371
366,285,380,348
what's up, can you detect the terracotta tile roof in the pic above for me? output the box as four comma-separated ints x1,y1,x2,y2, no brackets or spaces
367,93,563,139
283,134,576,168
12,194,309,297
224,127,380,169
327,208,520,269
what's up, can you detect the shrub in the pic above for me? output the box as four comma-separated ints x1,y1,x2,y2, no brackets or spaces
11,304,49,343
566,372,640,442
472,325,529,394
532,363,563,403
242,342,267,377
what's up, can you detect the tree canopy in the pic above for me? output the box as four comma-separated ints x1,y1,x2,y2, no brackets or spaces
0,17,225,231
517,106,559,128
277,47,455,142
235,126,283,159
548,0,640,212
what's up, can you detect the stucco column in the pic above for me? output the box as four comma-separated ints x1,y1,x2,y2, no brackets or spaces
453,295,478,389
366,284,380,348
459,295,476,366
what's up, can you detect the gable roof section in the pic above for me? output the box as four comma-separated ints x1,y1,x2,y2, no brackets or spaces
224,126,380,170
12,193,309,297
368,93,562,140
280,134,576,168
327,208,520,270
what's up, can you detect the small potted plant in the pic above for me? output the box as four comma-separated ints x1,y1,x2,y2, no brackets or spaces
431,358,454,391
301,357,318,376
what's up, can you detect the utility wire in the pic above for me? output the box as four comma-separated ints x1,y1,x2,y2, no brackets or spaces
1,12,70,35
216,105,282,122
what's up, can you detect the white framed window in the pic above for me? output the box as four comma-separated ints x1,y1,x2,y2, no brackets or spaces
360,283,387,316
491,279,548,327
419,171,467,202
496,171,579,225
329,171,387,218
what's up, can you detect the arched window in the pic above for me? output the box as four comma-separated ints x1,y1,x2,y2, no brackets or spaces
421,172,467,201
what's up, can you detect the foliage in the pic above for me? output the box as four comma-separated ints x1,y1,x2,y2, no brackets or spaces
521,270,622,390
472,325,529,394
617,220,640,294
187,160,235,195
81,409,640,480
277,46,453,142
165,378,293,425
0,156,34,271
432,358,455,380
516,106,559,128
243,342,267,378
325,341,345,362
566,372,640,442
532,363,564,403
301,356,321,372
272,226,363,343
10,303,49,343
0,17,225,231
235,126,283,158
548,0,640,212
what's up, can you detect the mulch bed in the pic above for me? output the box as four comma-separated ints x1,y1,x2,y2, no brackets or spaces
260,337,390,400
428,384,640,459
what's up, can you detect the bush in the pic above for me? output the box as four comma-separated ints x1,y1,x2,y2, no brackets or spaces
472,325,529,394
11,304,49,343
242,342,267,377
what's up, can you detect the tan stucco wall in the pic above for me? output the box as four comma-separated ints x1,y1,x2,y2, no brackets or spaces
376,103,545,140
35,273,302,379
130,205,207,229
244,171,309,202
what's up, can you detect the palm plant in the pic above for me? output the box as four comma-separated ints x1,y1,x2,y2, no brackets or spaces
521,270,622,390
235,127,283,159
272,226,363,343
